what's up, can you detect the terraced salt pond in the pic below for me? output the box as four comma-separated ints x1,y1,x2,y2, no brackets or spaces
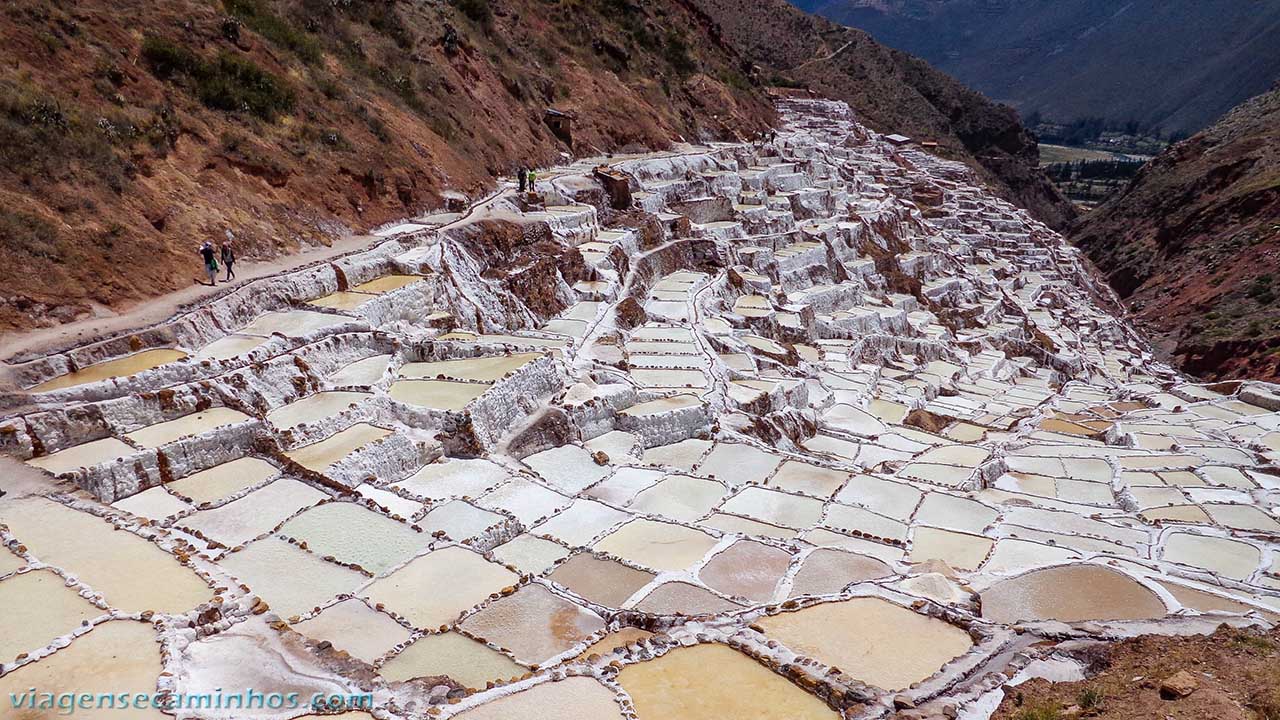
980,564,1167,623
284,423,391,472
5,96,1280,719
30,348,188,392
759,598,973,690
618,644,838,719
389,379,490,410
379,631,527,687
1,497,211,613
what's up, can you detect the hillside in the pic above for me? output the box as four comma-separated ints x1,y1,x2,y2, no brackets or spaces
0,0,1069,338
791,0,1280,137
1072,85,1280,381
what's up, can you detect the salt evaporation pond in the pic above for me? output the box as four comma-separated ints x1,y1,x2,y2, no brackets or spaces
7,96,1280,720
30,348,188,392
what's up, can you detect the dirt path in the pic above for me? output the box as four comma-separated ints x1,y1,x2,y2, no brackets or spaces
1,231,385,363
0,185,512,366
792,39,855,72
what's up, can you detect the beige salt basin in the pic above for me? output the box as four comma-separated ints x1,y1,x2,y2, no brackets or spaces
125,406,252,448
240,309,353,336
284,423,392,472
24,436,137,475
328,354,393,386
980,564,1167,624
620,394,702,416
379,631,527,688
350,274,424,294
0,497,211,614
0,569,102,663
307,290,377,311
631,369,708,388
179,478,326,547
360,546,518,629
617,643,838,720
389,379,490,410
757,597,973,691
217,537,364,619
0,621,168,719
30,348,188,392
593,519,719,572
266,391,373,430
165,456,280,504
191,333,268,361
291,599,412,664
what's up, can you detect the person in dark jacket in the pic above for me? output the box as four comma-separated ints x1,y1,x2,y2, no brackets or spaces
220,241,236,282
198,241,218,286
517,165,528,193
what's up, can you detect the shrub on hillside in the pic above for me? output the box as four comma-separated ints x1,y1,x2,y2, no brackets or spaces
452,0,492,28
142,36,295,121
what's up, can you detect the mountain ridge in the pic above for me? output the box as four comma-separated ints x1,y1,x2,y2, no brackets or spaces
791,0,1280,136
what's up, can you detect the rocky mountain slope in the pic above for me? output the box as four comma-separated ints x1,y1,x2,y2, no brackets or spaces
0,0,1068,338
1072,85,1280,381
790,0,1280,137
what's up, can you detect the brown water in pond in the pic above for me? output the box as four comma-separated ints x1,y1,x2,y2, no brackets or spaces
980,564,1167,623
549,553,655,608
459,584,604,665
31,349,187,392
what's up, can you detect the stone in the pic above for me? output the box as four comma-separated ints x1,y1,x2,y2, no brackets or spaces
1159,670,1198,699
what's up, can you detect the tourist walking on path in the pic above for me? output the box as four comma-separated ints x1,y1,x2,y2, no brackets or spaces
517,165,528,193
527,169,537,192
220,241,236,282
198,241,218,286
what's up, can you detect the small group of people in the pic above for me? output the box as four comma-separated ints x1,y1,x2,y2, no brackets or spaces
516,165,538,193
198,240,236,286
